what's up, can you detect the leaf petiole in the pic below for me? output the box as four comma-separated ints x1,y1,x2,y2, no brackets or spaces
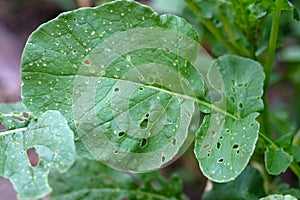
0,127,28,136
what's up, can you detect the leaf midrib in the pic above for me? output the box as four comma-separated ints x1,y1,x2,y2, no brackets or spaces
22,69,239,120
101,76,239,120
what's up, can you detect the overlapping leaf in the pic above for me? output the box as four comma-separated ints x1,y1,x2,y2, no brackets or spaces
194,56,264,182
0,110,75,199
21,0,203,172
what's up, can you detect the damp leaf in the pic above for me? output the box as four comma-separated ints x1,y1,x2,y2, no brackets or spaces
194,56,264,182
49,157,185,200
0,110,76,199
21,0,203,171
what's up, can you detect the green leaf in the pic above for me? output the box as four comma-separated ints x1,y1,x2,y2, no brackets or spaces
49,157,186,200
273,182,300,199
259,194,298,200
20,0,265,181
194,56,264,182
203,166,265,200
150,0,186,14
0,102,30,132
291,145,300,162
0,102,26,114
0,110,76,199
21,0,203,172
265,147,293,175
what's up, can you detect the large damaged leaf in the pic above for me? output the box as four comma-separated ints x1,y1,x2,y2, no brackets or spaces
21,0,203,172
194,56,264,182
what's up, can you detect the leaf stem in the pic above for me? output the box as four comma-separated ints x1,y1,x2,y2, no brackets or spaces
0,127,28,136
264,0,283,87
1,113,28,121
184,0,247,56
261,0,283,138
259,132,300,179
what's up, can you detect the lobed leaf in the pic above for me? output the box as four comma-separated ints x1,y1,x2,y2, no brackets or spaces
0,110,76,199
49,157,185,200
194,56,264,182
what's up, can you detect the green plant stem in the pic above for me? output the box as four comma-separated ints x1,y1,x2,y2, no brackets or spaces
261,0,283,137
259,132,300,179
264,0,283,87
184,0,248,56
218,5,242,52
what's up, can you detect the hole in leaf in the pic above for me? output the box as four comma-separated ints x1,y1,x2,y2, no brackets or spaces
27,148,40,167
216,142,221,149
238,83,243,87
89,68,95,73
140,119,148,129
237,150,240,154
114,150,119,154
244,83,249,88
23,112,30,118
148,76,154,84
217,158,224,163
139,87,144,91
231,79,236,85
219,136,224,140
171,138,176,145
141,138,147,147
239,103,244,108
165,47,171,52
118,132,126,137
203,144,210,149
114,87,119,92
83,60,90,65
231,86,236,93
207,150,211,157
145,113,149,118
225,128,231,133
161,154,165,162
211,130,216,136
250,123,255,127
230,96,235,103
0,122,5,130
232,144,239,149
